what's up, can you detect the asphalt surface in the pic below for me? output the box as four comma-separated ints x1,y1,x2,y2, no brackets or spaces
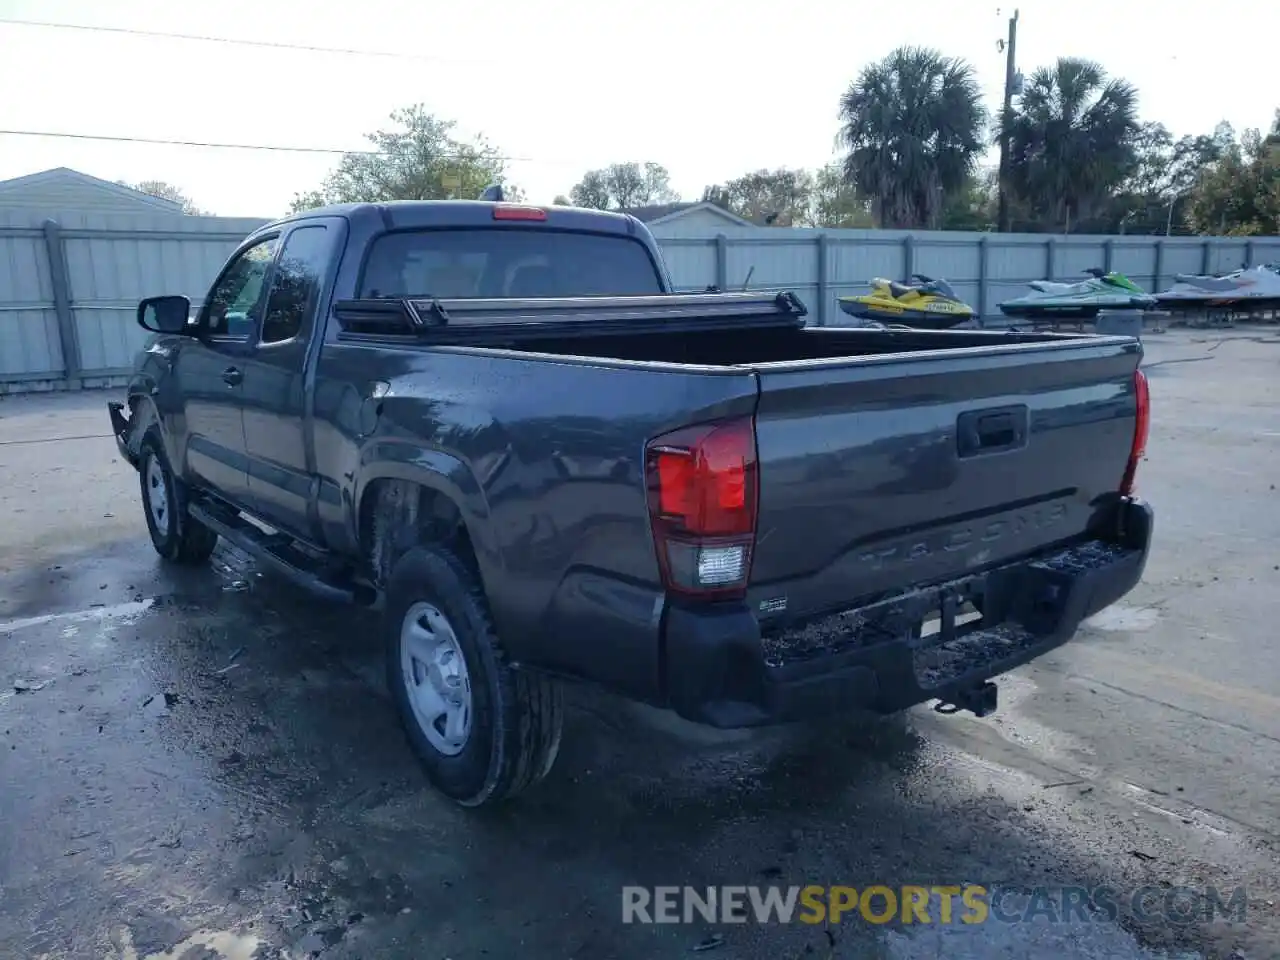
1,327,1277,960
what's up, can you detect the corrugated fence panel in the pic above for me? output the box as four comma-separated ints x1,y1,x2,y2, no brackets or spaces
1057,242,1109,278
829,238,906,294
1161,241,1208,278
1208,242,1249,274
0,310,63,380
1,208,1277,390
727,236,817,289
1111,243,1158,286
915,241,983,307
984,239,1050,306
60,214,265,374
0,223,62,379
659,239,716,292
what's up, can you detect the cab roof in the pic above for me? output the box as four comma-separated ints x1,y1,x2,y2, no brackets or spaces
273,200,647,237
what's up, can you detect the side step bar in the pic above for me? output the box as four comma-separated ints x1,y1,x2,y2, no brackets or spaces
189,501,375,606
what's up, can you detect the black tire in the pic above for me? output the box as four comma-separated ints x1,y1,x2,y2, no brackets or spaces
385,545,563,807
139,430,218,565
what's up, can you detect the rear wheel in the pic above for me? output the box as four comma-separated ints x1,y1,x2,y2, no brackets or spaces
384,545,563,806
138,431,218,565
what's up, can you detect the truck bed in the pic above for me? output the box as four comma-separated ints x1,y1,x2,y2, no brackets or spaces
472,323,1094,366
335,290,1086,367
489,324,1140,627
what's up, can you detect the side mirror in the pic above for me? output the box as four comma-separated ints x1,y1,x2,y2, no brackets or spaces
138,295,194,334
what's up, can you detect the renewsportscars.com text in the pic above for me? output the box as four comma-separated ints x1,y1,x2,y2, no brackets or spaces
621,884,1248,926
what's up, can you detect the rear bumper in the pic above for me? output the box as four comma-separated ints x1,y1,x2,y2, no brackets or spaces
661,498,1154,729
107,401,139,468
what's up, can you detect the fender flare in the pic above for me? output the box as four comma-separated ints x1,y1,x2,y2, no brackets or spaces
351,444,499,577
124,392,163,459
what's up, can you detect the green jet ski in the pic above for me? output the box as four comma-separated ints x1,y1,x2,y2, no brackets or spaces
998,268,1157,320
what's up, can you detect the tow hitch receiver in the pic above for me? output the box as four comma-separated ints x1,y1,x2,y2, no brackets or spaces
934,681,999,718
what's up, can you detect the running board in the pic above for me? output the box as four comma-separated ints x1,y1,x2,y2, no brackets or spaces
189,502,375,606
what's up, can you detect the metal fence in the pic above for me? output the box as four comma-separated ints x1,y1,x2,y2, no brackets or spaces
2,210,1279,392
658,226,1280,326
0,210,267,392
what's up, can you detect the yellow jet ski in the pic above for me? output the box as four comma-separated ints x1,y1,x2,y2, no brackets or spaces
838,274,975,329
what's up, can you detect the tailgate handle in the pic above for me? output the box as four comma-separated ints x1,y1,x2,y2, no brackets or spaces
957,405,1028,457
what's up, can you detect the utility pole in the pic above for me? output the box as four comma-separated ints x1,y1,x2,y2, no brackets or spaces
996,8,1019,233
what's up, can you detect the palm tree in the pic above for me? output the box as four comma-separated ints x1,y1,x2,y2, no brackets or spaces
1001,58,1140,232
838,47,986,229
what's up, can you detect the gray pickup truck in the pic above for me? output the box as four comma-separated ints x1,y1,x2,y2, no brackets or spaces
108,196,1153,807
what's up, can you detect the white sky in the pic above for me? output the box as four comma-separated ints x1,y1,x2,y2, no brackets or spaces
1,0,1276,218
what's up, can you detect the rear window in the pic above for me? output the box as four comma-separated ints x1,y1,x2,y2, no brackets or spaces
359,228,664,299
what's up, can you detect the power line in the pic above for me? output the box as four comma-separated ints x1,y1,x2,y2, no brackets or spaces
0,128,540,161
0,16,470,64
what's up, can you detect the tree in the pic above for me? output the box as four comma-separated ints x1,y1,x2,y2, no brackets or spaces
551,194,571,206
289,105,519,213
118,180,205,215
1186,114,1280,236
700,168,814,225
566,162,679,210
939,168,998,231
1001,58,1140,232
805,163,875,228
1107,122,1176,234
1168,123,1236,198
838,46,986,229
1107,121,1234,234
568,170,612,210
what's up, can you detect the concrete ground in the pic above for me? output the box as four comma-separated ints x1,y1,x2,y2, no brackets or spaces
0,327,1276,960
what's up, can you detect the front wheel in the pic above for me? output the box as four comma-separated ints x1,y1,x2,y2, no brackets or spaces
384,545,563,807
138,431,218,565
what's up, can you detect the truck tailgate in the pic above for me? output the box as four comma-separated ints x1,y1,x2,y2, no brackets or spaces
746,339,1142,622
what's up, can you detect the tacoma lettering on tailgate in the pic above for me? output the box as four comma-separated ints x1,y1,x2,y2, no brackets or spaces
855,501,1070,571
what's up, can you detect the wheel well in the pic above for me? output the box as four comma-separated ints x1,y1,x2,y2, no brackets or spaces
360,479,479,589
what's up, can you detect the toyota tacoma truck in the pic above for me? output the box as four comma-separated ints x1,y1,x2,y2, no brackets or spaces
108,194,1153,807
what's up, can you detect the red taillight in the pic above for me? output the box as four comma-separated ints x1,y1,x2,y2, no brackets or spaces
1120,368,1150,496
645,417,758,598
492,205,547,221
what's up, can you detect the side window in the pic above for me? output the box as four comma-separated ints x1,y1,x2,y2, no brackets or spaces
204,237,278,339
261,226,329,344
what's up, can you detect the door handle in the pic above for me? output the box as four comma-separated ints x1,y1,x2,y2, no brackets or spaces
222,367,243,386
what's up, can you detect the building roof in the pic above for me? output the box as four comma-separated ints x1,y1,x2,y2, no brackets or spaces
622,201,753,227
0,167,186,212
